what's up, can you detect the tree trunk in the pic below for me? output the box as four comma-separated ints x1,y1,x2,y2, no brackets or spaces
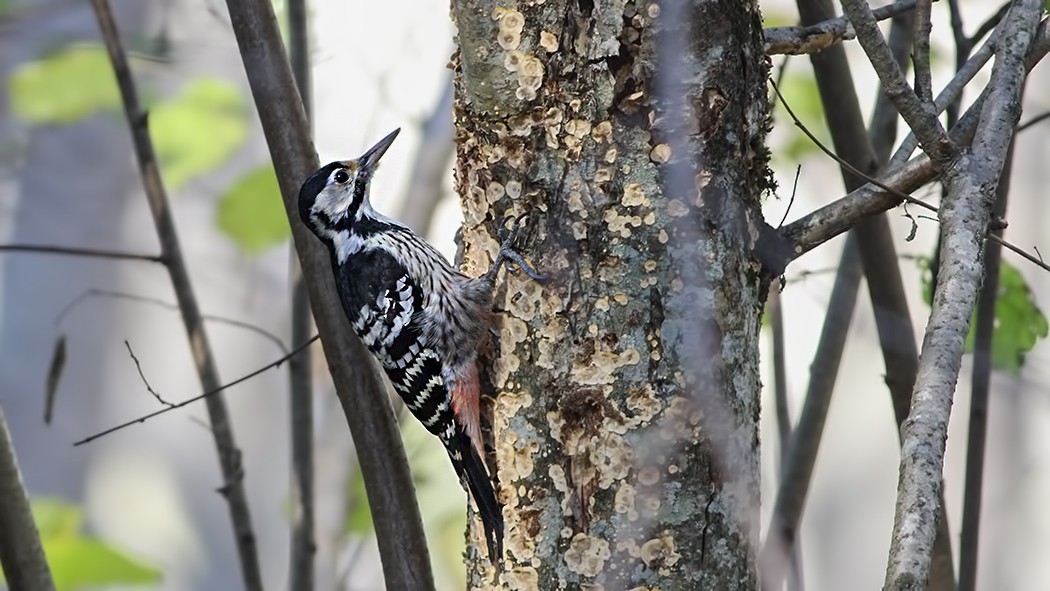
450,1,772,588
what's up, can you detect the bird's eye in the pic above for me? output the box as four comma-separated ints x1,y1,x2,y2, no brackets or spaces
333,170,350,184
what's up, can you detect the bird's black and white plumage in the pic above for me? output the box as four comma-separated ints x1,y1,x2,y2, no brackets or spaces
297,129,516,561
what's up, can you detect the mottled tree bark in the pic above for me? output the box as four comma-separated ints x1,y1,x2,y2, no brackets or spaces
450,1,772,589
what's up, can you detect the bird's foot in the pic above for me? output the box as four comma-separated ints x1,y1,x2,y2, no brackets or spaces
486,214,545,282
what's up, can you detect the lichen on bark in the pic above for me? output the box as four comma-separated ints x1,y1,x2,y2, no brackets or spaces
449,1,772,588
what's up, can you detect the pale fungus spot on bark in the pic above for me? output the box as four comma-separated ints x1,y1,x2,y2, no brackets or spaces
657,229,669,244
640,537,680,572
540,30,559,52
571,342,641,385
499,30,522,51
593,167,613,184
504,49,524,71
603,208,636,238
497,431,540,482
646,3,661,18
594,296,610,311
622,183,649,207
625,385,662,426
567,191,589,217
594,432,633,488
643,212,656,225
670,277,684,292
618,538,642,558
507,272,543,321
572,221,587,240
660,396,704,441
565,533,611,577
643,260,657,272
666,198,689,217
612,293,628,305
561,527,573,539
503,566,540,591
615,482,639,521
492,7,525,51
604,147,618,163
505,179,522,199
638,465,661,486
640,493,662,518
649,143,671,163
591,120,613,143
486,181,506,204
565,118,592,138
548,462,569,493
492,315,527,387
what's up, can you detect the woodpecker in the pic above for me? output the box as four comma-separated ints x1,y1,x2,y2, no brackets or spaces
297,129,542,561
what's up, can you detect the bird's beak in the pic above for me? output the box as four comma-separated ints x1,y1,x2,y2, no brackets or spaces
358,128,400,172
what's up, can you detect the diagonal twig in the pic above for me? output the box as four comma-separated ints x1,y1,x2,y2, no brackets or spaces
124,341,175,407
75,336,321,446
88,1,263,588
840,0,952,163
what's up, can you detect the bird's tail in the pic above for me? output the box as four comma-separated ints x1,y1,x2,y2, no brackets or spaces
451,432,504,562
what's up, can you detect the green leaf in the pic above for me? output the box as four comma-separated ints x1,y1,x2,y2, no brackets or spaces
149,79,247,190
918,257,1048,374
216,164,290,253
28,498,161,591
8,46,120,124
972,261,1049,373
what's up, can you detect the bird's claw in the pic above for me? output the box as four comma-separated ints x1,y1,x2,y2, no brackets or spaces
488,213,545,282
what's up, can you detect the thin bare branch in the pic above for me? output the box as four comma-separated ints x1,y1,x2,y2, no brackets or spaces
767,287,806,591
764,0,918,56
1017,110,1050,132
912,0,935,104
286,1,315,589
970,3,1011,46
89,2,262,588
75,336,321,445
762,237,862,589
782,18,1050,262
0,244,163,263
124,340,175,407
0,407,55,591
771,79,936,214
54,288,288,354
840,0,952,163
958,141,1014,591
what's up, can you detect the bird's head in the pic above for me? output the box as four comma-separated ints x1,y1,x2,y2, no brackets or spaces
298,128,400,242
